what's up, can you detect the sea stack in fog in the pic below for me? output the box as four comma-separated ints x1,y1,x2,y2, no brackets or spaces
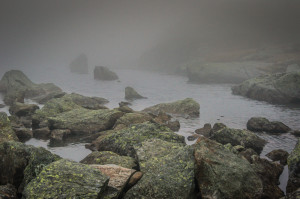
94,66,119,81
69,53,88,74
125,86,147,100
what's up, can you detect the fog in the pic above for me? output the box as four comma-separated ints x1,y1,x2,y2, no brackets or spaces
1,0,300,72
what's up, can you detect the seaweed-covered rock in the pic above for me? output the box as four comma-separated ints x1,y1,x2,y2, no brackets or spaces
32,127,51,139
0,141,60,193
49,129,71,146
266,149,289,165
63,93,109,110
48,108,123,134
247,117,291,134
125,87,146,100
0,184,17,199
152,111,180,132
287,139,300,194
23,159,109,199
31,91,66,104
80,151,138,169
195,123,212,137
210,126,266,154
89,122,185,159
124,139,195,199
113,112,153,130
232,72,300,104
9,102,39,117
14,127,32,142
69,53,88,74
143,98,200,117
194,136,263,199
0,112,18,143
94,66,119,81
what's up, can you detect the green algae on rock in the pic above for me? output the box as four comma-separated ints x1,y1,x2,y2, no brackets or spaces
287,138,300,194
0,112,18,143
247,117,291,134
143,98,200,117
23,159,109,199
124,139,195,199
113,112,153,130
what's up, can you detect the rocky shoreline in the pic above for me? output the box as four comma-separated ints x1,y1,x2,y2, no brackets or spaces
0,70,300,198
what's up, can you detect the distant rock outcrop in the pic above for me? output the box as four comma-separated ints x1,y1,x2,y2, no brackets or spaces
125,87,146,100
94,66,119,81
69,53,88,74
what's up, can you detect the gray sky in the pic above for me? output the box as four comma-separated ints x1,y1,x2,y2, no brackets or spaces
1,0,300,69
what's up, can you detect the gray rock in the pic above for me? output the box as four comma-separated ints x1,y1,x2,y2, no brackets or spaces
69,53,88,74
287,138,300,194
247,117,291,134
125,87,146,100
94,66,119,80
266,149,289,165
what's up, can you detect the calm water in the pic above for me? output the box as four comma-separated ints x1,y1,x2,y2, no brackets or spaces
1,66,299,192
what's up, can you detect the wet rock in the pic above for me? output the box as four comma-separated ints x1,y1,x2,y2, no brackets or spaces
49,129,71,146
14,127,32,142
125,87,146,100
239,148,258,162
0,112,18,143
9,102,39,117
247,117,291,134
94,66,119,81
194,136,263,199
126,171,143,190
117,105,134,113
195,123,212,137
32,127,51,139
291,130,300,137
23,159,109,199
210,126,267,154
69,53,88,74
212,122,227,132
63,93,109,110
187,134,200,141
152,111,180,131
0,184,17,199
80,151,138,169
124,139,195,199
0,104,5,108
113,112,152,130
90,122,185,159
0,141,60,193
48,108,123,135
283,187,300,199
119,101,132,107
266,149,289,165
31,91,66,104
287,139,300,194
250,155,284,199
143,98,200,117
232,72,300,104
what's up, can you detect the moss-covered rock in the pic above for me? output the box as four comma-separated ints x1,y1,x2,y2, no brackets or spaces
247,117,291,134
0,184,17,199
124,139,195,199
125,87,146,100
113,112,153,130
287,138,300,194
194,136,263,199
62,93,109,110
80,151,138,169
210,126,266,154
266,149,289,165
23,159,109,199
232,72,300,104
90,122,185,159
9,102,39,117
94,66,119,81
0,112,18,143
48,108,123,134
143,98,200,117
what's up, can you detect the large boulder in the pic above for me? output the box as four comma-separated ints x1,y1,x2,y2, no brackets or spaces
9,102,39,117
113,112,153,130
143,98,200,117
69,53,88,74
124,139,195,199
125,87,146,100
0,141,60,193
210,124,266,154
194,136,263,199
0,112,18,143
80,151,138,170
88,122,185,159
62,93,109,110
94,66,119,81
266,149,289,165
232,72,300,104
48,108,123,135
247,117,291,134
23,159,109,199
287,139,300,194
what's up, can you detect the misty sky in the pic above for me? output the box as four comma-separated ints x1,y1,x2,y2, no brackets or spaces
1,0,300,70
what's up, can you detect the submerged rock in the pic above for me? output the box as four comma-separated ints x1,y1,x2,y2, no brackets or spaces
124,139,195,199
125,87,146,100
287,139,300,194
0,112,18,143
23,159,109,199
94,66,119,81
143,98,200,117
194,136,263,199
80,151,138,170
247,117,291,134
266,149,289,165
232,72,300,104
69,53,88,74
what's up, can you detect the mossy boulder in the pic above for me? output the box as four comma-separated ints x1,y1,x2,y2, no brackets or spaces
9,102,39,117
125,87,146,100
80,151,138,169
23,159,109,199
143,98,200,117
0,184,17,199
0,112,18,143
48,108,123,134
62,93,109,110
0,141,60,193
113,112,153,130
194,136,263,199
210,126,266,154
124,139,195,199
247,117,291,134
232,72,300,104
266,149,289,165
287,139,300,194
89,122,185,159
94,66,119,81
